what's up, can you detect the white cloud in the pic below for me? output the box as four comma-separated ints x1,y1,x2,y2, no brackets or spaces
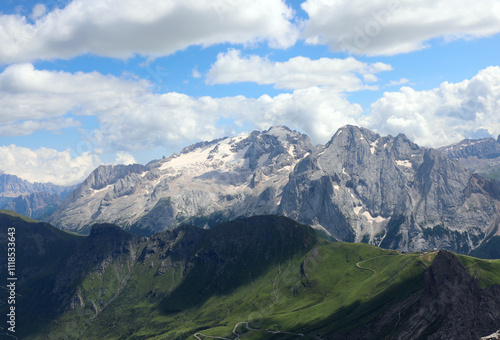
114,152,137,165
234,87,365,143
29,4,46,20
0,145,101,186
191,67,202,79
6,62,500,185
0,64,363,153
0,0,298,64
367,66,500,147
387,78,410,87
0,117,80,136
301,0,500,55
91,87,364,150
0,63,150,125
206,49,392,90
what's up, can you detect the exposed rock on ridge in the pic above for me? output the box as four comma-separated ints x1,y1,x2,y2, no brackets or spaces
329,250,500,340
0,173,75,198
281,125,499,252
49,126,314,235
48,126,500,254
440,137,500,179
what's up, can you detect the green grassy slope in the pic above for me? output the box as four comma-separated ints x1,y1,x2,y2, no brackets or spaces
0,209,38,222
3,213,500,339
35,238,434,339
0,211,86,337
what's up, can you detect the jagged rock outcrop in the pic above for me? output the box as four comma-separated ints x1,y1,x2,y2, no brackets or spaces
329,250,500,340
403,251,500,339
48,126,500,254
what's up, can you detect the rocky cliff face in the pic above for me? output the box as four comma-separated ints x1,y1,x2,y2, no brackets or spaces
401,250,500,340
49,126,500,254
328,250,500,340
280,125,499,252
440,137,500,179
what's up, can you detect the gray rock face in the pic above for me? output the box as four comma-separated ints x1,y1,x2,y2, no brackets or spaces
1,191,62,220
439,138,500,179
440,138,500,159
281,125,499,252
49,126,315,234
49,125,500,254
0,174,74,198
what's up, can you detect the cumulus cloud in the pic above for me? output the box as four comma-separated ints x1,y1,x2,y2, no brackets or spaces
0,63,150,125
5,63,500,179
0,64,363,152
366,66,500,147
301,0,500,55
90,88,364,151
0,117,80,136
231,87,365,143
114,152,137,165
29,4,47,20
206,49,392,90
0,0,298,64
0,145,101,186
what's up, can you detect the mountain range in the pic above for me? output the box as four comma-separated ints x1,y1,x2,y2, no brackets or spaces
439,135,500,180
0,174,75,219
44,125,500,256
2,211,500,339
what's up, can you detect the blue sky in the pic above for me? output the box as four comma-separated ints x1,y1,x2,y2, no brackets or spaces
0,0,500,185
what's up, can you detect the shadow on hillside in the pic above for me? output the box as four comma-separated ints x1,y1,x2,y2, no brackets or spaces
158,215,317,315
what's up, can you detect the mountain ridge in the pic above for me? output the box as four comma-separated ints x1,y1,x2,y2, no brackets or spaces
47,125,500,254
439,136,500,180
0,173,75,198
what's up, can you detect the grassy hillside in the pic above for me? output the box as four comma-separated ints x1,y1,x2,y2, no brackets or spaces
3,213,500,339
0,209,38,222
31,233,434,339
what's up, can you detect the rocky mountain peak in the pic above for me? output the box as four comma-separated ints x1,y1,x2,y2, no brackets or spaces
0,173,75,198
328,125,379,147
406,250,500,339
49,126,500,255
438,137,500,180
264,125,293,140
439,137,500,160
85,164,147,191
1,191,62,220
424,250,477,297
179,137,227,155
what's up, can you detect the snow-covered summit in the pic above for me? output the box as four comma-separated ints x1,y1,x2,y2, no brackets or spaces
49,125,500,256
50,126,314,233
